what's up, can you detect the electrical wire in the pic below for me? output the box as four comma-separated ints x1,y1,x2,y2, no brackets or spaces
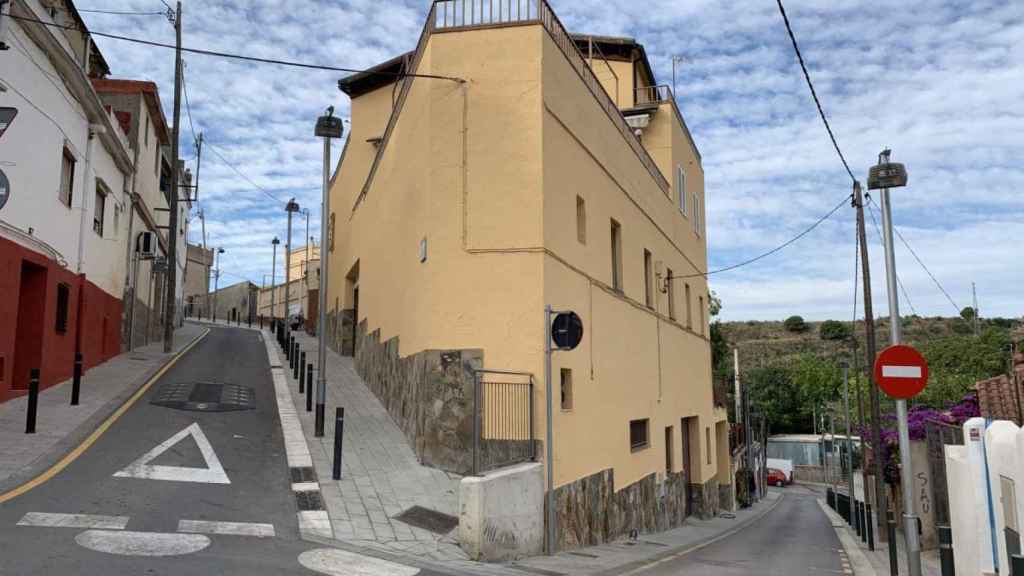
672,193,852,280
77,8,165,16
203,142,284,205
181,62,199,148
867,197,961,315
863,201,918,316
775,0,856,184
8,13,464,82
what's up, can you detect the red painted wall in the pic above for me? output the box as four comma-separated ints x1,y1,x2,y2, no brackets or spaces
0,235,123,403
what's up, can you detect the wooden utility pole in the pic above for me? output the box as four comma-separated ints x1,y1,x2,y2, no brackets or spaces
855,181,888,541
163,1,182,352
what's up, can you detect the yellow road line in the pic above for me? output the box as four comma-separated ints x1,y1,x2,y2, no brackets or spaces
0,329,210,505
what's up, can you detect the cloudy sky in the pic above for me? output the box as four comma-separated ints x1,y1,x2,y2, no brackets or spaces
78,0,1023,321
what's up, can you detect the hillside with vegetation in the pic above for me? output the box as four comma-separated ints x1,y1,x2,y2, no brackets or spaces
711,310,1023,434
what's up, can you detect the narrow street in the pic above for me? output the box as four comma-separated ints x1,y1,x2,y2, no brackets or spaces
629,488,847,576
0,326,429,575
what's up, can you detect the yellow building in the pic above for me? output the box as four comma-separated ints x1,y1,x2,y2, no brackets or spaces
325,0,730,549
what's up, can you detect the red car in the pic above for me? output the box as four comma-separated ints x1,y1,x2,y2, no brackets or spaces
768,468,787,487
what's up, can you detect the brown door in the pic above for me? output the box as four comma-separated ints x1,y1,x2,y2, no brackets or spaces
13,262,48,390
351,287,359,354
681,417,694,517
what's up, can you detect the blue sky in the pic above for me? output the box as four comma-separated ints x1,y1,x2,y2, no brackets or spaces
79,0,1024,321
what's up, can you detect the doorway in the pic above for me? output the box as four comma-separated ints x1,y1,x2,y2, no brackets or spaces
351,286,359,354
13,262,48,390
681,417,696,517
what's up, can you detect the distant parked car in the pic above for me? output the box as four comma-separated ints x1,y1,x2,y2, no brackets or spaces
768,468,787,488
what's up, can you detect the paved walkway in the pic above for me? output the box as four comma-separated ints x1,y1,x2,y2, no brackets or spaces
0,323,205,491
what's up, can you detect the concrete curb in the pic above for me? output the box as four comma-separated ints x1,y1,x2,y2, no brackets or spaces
817,498,877,576
0,327,209,497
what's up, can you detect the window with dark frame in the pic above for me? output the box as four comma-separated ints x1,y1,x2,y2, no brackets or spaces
93,180,107,236
560,368,573,410
576,195,586,245
667,268,676,320
56,283,70,333
665,426,674,473
685,283,692,328
630,418,649,451
610,219,622,291
59,147,75,207
643,249,653,308
706,426,712,465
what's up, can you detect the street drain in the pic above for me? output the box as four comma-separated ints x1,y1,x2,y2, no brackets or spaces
290,467,316,483
295,490,324,511
150,382,255,412
393,506,458,535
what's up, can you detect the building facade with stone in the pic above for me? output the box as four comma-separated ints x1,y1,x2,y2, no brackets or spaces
323,0,730,550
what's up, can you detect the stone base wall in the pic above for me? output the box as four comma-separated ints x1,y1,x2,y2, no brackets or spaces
340,309,355,356
718,481,736,512
126,292,166,349
552,468,719,552
353,320,482,475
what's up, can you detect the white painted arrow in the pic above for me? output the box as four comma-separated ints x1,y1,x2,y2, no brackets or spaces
114,423,230,484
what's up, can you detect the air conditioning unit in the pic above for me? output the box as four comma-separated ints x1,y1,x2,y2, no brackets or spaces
136,231,156,258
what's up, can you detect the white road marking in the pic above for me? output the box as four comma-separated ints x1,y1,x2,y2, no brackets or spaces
17,512,128,530
74,529,211,556
177,519,275,538
881,365,922,378
292,481,320,492
298,548,421,576
113,422,230,484
298,511,333,539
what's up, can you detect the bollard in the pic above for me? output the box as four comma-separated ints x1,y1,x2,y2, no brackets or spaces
1011,554,1024,576
938,525,955,576
288,336,294,366
71,352,82,406
306,369,313,413
293,344,300,380
306,364,313,399
888,508,898,576
860,501,868,544
332,407,344,480
299,352,306,393
866,503,874,550
26,368,40,434
854,500,861,537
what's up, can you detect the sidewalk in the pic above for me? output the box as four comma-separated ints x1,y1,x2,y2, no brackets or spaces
278,327,785,576
0,323,205,493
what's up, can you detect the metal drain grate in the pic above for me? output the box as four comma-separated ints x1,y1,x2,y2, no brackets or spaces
393,505,459,535
295,490,324,511
290,467,316,483
150,381,255,412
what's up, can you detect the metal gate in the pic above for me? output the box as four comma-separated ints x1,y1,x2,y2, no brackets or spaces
924,420,964,527
472,369,536,474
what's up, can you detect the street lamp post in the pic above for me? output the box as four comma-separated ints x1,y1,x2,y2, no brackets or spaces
271,237,280,323
285,199,300,328
314,106,343,438
212,247,224,322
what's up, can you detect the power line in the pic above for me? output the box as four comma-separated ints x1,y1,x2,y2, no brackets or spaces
774,0,856,183
203,141,284,205
863,201,918,316
181,62,199,147
77,8,165,16
8,13,464,82
672,193,852,280
867,197,961,315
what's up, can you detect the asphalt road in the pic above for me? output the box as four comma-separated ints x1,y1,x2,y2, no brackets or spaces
0,326,435,576
630,488,846,576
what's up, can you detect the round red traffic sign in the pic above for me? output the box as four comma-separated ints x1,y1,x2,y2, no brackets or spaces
874,344,929,399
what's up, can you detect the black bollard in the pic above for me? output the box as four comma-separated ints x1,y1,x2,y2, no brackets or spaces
332,407,344,480
288,336,294,366
71,352,82,406
306,364,313,398
860,501,868,544
306,370,313,413
1011,554,1024,576
938,525,955,576
854,500,861,537
26,368,39,434
297,351,305,387
866,503,874,550
888,508,898,576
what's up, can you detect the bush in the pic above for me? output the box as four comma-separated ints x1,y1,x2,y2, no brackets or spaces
784,315,808,333
819,320,851,341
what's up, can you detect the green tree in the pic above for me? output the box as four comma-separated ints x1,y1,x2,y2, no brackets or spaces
819,320,851,341
747,365,804,432
960,306,977,321
784,315,809,333
918,327,1013,406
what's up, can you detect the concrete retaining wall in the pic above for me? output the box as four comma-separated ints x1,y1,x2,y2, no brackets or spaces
459,463,544,561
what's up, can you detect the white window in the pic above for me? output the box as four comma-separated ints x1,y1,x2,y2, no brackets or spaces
676,165,687,216
693,193,700,235
59,147,75,207
93,179,107,236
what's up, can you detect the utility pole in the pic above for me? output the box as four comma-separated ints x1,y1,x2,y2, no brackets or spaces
162,0,182,353
212,247,223,322
285,198,300,324
671,55,684,98
303,209,310,320
855,181,889,543
842,361,854,511
193,132,203,200
876,149,921,576
314,107,343,439
972,282,979,337
271,237,280,320
734,348,742,425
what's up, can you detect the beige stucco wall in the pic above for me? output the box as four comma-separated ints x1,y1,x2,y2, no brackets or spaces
327,21,725,491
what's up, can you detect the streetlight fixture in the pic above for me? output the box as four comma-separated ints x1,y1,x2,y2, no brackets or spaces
285,198,300,329
314,105,344,438
212,247,225,322
271,236,280,324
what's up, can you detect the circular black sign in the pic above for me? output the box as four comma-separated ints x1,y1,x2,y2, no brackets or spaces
0,169,9,211
552,311,583,350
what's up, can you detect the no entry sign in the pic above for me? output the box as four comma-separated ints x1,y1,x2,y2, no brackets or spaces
874,344,929,399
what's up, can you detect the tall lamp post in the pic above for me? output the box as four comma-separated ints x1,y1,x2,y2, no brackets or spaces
271,236,280,323
285,199,300,326
212,247,225,322
314,106,343,438
301,208,310,321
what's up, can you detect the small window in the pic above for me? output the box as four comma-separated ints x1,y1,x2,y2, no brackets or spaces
59,147,75,207
610,220,622,291
693,193,700,235
93,180,107,236
706,426,712,465
643,249,653,308
560,368,573,410
677,165,687,216
685,283,692,328
630,418,649,451
665,426,674,473
576,196,586,244
667,268,676,320
56,283,70,333
699,295,705,335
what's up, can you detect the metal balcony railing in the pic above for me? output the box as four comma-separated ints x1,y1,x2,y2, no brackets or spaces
635,85,674,106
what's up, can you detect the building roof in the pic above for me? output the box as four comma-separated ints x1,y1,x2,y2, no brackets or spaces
62,0,111,78
91,78,171,145
337,52,411,98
